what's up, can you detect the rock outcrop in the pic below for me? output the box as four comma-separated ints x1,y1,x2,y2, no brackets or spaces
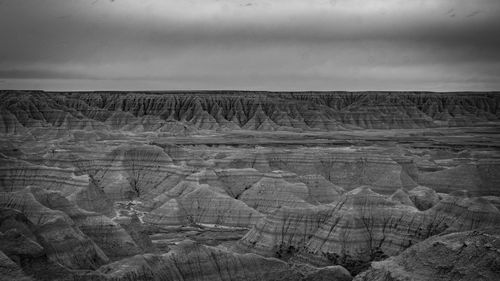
215,168,263,198
144,174,263,228
236,186,500,274
1,90,499,280
388,189,415,207
93,240,352,281
1,91,498,134
408,185,439,210
417,159,500,196
354,228,500,281
27,186,144,260
239,172,313,214
298,174,345,204
224,149,418,194
91,144,182,201
0,156,112,216
0,207,113,281
0,190,109,269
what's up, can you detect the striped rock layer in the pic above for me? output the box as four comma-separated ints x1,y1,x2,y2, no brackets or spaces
0,186,156,271
89,240,352,281
1,91,498,134
236,186,500,273
353,227,500,281
222,148,500,196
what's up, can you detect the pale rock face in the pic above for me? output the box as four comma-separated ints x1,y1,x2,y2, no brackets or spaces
93,144,176,201
417,160,500,196
0,157,90,195
178,185,263,227
294,264,353,281
354,228,500,281
142,198,188,227
144,173,263,228
239,172,313,214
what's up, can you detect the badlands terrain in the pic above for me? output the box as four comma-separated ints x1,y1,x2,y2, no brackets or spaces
0,90,500,281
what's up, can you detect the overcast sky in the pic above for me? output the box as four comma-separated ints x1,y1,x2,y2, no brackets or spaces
0,0,499,91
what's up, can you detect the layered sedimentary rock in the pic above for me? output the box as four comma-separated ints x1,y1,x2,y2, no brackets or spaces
1,91,498,134
93,240,352,281
144,173,263,228
0,186,158,266
225,149,418,194
0,190,109,269
27,186,144,259
1,90,499,280
417,159,500,196
178,185,263,226
236,204,334,258
0,156,112,215
236,186,500,273
239,172,313,214
354,228,500,281
0,156,90,195
114,214,157,254
22,143,194,205
214,168,263,198
142,198,188,227
91,144,184,201
298,174,345,204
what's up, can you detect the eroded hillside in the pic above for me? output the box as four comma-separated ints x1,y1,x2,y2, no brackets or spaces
1,91,499,135
1,91,499,281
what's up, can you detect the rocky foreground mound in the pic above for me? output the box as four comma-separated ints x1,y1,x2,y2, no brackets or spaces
354,227,500,281
1,91,498,134
87,240,352,281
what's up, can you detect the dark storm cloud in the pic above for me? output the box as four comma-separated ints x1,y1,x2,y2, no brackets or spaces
0,0,499,90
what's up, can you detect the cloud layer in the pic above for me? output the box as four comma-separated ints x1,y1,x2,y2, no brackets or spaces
1,0,499,91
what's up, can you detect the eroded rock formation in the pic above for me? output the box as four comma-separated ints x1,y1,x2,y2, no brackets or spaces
1,91,498,135
353,228,500,281
92,240,353,281
1,91,499,280
236,186,500,274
